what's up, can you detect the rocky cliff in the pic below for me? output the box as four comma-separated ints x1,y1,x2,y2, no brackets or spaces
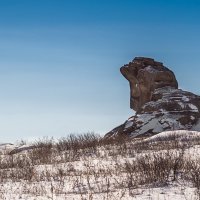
105,57,200,138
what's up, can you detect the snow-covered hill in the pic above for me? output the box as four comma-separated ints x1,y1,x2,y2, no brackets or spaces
1,131,200,199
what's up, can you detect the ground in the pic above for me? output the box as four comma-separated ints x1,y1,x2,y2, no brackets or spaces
0,130,200,200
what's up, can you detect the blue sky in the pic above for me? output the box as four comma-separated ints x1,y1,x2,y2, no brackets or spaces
0,0,200,142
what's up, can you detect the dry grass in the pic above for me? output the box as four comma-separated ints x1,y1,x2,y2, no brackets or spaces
0,132,200,199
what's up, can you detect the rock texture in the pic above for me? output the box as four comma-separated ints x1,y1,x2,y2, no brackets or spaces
105,57,200,138
121,57,178,112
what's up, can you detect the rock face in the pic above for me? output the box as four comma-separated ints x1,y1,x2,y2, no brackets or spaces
105,57,200,138
121,57,178,112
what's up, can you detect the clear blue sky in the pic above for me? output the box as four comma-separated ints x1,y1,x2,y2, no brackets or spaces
0,0,200,142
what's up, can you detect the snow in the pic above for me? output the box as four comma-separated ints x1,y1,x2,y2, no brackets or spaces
178,102,185,109
1,131,200,199
125,121,133,129
182,96,190,102
191,116,195,120
188,104,199,112
136,117,162,135
127,116,134,121
129,113,187,137
0,143,16,154
145,130,200,142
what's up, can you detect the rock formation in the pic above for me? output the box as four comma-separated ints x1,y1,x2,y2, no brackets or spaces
120,57,178,112
105,57,200,138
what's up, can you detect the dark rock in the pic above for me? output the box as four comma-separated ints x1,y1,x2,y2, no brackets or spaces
120,57,178,112
105,57,200,138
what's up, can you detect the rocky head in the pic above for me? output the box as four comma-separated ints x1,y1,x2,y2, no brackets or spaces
120,57,178,112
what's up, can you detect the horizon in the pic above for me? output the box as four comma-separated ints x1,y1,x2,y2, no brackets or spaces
1,0,200,143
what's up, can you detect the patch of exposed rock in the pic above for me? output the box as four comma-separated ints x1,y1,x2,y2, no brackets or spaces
105,57,200,138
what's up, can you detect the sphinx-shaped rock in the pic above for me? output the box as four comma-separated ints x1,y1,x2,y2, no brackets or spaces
121,57,178,112
105,57,200,138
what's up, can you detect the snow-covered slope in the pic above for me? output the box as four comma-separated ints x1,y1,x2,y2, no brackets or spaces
1,131,200,199
106,87,200,138
0,143,15,154
145,130,200,142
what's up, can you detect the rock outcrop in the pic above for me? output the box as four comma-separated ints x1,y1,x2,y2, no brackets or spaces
105,57,200,138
